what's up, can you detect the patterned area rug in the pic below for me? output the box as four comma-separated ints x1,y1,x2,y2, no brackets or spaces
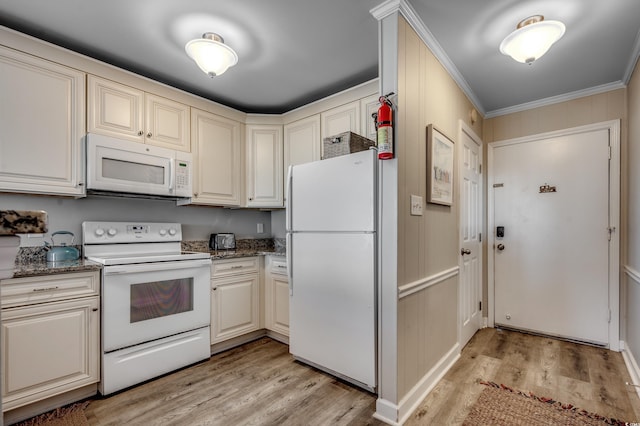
463,382,628,426
14,401,89,426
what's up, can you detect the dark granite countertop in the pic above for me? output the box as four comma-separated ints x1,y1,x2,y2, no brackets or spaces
10,258,102,279
6,238,286,279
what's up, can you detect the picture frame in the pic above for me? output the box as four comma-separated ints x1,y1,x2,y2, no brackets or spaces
427,124,454,206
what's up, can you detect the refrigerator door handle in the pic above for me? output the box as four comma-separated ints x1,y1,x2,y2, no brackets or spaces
286,165,293,232
286,233,293,295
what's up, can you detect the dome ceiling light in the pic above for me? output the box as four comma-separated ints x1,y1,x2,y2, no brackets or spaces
185,32,238,77
499,15,565,64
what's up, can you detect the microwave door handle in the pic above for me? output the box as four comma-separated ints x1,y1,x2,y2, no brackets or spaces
169,158,175,192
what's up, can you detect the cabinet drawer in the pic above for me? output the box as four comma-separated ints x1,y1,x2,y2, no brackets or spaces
211,257,259,278
268,256,288,276
1,271,100,308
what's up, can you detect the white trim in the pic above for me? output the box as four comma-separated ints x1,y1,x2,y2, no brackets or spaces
623,29,640,85
371,0,484,116
398,266,459,299
626,265,640,284
397,344,461,425
622,343,640,399
485,81,627,118
488,120,621,350
374,398,401,426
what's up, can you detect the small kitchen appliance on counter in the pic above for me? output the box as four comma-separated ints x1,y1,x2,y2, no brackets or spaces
209,233,236,250
45,230,80,262
83,221,211,395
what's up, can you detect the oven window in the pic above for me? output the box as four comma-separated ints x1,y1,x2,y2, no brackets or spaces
102,157,165,185
130,278,194,323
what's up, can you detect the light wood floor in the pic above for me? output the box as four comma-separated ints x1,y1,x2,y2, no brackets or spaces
84,328,640,425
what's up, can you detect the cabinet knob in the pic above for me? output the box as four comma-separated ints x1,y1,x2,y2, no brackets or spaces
92,308,99,312
138,130,144,136
249,197,253,201
147,132,152,138
212,287,217,291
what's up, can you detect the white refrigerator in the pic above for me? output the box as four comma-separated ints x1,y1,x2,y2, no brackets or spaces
286,149,377,392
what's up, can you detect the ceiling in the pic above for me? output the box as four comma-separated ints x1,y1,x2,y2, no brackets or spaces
1,0,639,116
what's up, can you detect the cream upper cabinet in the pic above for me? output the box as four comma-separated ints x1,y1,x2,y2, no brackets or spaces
88,75,190,152
245,124,283,208
191,108,242,206
360,94,379,142
0,46,85,197
284,114,321,172
321,100,361,141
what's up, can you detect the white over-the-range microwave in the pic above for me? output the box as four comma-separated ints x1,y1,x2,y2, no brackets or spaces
86,133,193,199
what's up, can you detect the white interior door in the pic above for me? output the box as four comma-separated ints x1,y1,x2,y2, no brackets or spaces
459,123,483,347
493,128,610,345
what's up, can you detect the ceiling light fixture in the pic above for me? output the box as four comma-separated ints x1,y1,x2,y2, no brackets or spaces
185,32,238,77
499,15,565,64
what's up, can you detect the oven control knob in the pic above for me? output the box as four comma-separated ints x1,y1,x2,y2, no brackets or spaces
168,228,177,236
95,228,105,237
159,229,167,236
107,228,117,237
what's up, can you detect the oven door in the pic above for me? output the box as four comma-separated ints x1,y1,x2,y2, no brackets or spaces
102,258,211,352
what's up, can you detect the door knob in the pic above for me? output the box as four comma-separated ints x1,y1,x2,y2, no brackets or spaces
460,248,471,255
497,243,505,251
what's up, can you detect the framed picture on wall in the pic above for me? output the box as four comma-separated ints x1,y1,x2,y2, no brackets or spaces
427,124,454,206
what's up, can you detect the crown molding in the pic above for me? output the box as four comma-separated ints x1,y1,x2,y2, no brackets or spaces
484,81,627,118
370,0,485,116
623,28,640,84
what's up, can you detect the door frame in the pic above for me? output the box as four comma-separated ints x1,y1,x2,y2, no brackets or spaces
487,120,620,351
458,120,484,346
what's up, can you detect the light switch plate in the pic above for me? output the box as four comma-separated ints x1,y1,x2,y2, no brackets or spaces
257,223,264,233
410,195,423,216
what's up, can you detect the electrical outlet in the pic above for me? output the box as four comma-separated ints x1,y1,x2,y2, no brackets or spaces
410,195,423,216
257,223,264,233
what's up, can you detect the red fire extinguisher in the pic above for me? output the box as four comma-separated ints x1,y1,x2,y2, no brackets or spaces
376,93,394,160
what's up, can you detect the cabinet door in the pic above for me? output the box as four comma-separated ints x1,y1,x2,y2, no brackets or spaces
191,109,242,206
145,93,190,152
0,47,85,196
284,115,321,172
87,75,144,143
265,273,290,336
321,100,360,142
211,274,259,343
2,297,100,411
246,125,283,208
360,94,379,142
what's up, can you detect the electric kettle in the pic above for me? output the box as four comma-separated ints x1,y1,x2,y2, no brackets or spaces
45,230,80,262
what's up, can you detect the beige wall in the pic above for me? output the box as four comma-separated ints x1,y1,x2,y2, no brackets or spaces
395,16,482,398
625,58,640,359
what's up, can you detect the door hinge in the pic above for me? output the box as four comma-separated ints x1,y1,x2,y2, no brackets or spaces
608,145,612,160
608,309,612,323
479,164,482,174
479,232,482,242
608,226,616,241
479,301,482,311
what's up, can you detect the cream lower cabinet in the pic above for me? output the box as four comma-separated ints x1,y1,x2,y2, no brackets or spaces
210,257,260,344
1,271,100,412
190,108,242,206
0,46,85,197
264,256,289,337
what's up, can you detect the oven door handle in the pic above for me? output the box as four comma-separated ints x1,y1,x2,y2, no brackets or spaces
103,258,211,275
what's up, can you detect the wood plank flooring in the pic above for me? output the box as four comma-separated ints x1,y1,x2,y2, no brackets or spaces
83,328,640,425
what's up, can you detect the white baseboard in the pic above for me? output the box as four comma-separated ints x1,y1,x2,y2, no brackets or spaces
374,398,401,425
621,341,640,399
374,343,460,425
399,343,460,424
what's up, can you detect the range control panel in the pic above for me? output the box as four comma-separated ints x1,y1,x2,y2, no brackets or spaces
82,221,182,244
